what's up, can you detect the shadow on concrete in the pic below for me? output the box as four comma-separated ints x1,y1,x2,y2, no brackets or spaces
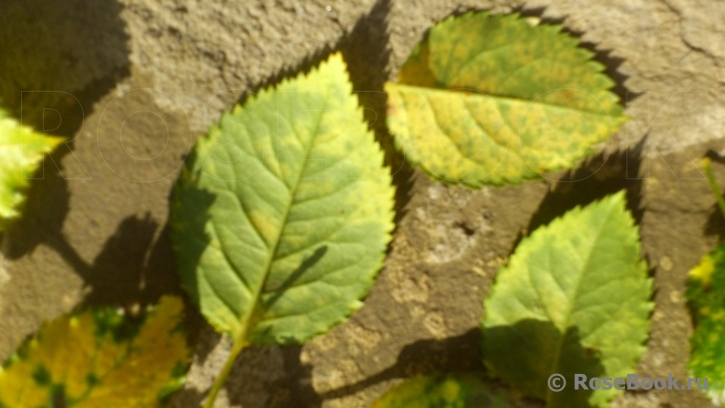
320,320,604,408
703,150,725,241
508,137,647,255
2,0,131,263
319,327,483,401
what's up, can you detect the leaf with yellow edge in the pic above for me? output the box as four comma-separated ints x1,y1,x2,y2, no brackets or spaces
386,12,626,187
0,108,64,229
0,296,189,408
370,374,517,408
170,52,395,407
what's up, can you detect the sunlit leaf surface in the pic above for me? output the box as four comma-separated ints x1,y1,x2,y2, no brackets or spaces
170,53,395,346
386,12,626,187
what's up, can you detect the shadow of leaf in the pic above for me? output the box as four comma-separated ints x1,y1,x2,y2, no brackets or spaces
703,150,725,241
0,0,131,260
482,319,605,408
509,138,647,254
262,246,328,310
319,327,484,400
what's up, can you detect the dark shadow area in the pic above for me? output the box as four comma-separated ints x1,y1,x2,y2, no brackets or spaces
482,320,604,408
4,169,69,259
0,0,130,131
41,215,182,308
172,342,323,408
7,109,202,311
225,345,323,408
162,177,219,371
321,320,603,407
276,346,323,407
2,161,184,310
262,245,328,309
0,0,131,259
704,203,725,242
703,150,725,241
167,178,216,307
319,327,483,400
83,216,169,305
510,137,647,253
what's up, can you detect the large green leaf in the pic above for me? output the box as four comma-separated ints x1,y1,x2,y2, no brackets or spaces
686,245,725,402
0,296,189,407
481,192,652,408
170,53,395,346
385,12,626,187
370,374,516,408
0,108,63,229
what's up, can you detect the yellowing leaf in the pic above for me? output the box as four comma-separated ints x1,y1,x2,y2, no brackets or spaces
0,296,189,408
0,108,63,229
169,53,395,406
386,12,626,187
686,245,725,403
481,192,652,408
370,374,517,408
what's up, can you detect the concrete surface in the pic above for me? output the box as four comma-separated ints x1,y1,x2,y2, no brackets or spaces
0,0,724,407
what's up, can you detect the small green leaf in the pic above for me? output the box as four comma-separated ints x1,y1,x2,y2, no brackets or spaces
0,296,189,407
370,374,516,408
170,53,394,406
385,12,626,187
686,245,725,402
481,192,652,408
0,108,63,229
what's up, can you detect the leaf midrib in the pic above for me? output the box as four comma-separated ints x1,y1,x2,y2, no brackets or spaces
390,83,617,117
229,87,332,344
542,201,617,407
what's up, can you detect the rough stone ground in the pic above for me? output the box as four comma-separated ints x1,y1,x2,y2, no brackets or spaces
0,0,724,407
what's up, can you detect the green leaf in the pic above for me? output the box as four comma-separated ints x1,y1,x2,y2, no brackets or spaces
686,245,725,402
370,373,517,408
481,192,652,408
0,108,63,229
385,12,626,187
171,52,395,407
170,53,394,344
0,296,189,407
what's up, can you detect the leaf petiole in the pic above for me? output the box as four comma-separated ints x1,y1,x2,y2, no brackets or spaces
203,337,248,408
702,157,725,220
